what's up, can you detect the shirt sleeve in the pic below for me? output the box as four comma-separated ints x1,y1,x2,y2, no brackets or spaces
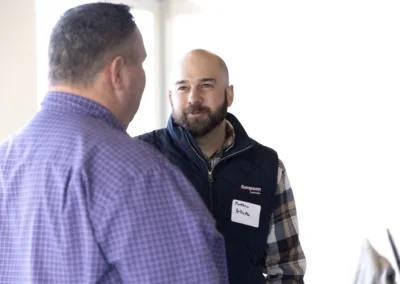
88,161,229,284
264,160,306,284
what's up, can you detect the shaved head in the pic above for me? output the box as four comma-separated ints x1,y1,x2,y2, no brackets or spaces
175,49,229,87
168,49,234,138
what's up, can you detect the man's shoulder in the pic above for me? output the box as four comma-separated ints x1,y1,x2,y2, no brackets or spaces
136,128,168,143
247,139,278,160
135,128,174,152
237,139,280,177
97,132,169,168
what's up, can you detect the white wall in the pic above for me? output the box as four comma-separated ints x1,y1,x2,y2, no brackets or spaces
165,1,400,283
0,0,37,142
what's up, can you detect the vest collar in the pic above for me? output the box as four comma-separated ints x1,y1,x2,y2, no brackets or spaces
167,113,256,167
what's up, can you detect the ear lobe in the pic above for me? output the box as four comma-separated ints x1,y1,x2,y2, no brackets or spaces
110,56,125,90
168,90,173,105
227,85,234,107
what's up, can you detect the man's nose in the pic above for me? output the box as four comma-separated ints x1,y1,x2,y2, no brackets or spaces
188,88,202,104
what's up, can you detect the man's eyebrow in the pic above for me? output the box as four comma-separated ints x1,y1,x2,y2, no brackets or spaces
175,78,216,85
199,78,216,83
175,80,187,85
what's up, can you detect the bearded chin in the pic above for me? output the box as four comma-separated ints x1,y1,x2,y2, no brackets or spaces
172,93,228,137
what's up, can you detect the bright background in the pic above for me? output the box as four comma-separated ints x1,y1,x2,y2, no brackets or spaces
1,1,400,282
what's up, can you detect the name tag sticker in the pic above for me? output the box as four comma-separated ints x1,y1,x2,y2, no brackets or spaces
231,199,261,228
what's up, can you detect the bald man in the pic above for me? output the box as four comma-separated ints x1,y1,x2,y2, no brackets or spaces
137,49,306,283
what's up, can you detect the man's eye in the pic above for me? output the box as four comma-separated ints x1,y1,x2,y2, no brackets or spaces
178,86,188,91
202,84,213,88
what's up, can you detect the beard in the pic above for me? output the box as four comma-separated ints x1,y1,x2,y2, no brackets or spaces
172,92,228,137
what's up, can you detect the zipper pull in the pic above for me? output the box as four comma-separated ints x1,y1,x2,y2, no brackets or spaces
208,171,213,183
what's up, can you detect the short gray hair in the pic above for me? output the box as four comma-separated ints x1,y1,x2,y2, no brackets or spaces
48,3,138,85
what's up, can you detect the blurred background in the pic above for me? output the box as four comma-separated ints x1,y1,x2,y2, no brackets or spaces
1,0,400,282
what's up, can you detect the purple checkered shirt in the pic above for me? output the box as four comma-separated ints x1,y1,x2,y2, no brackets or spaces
0,92,228,284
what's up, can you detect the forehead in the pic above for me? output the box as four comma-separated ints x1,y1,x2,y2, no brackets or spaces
175,54,223,83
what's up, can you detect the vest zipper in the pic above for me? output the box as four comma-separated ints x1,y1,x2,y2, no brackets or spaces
184,133,254,215
206,146,254,215
185,138,214,211
208,171,213,183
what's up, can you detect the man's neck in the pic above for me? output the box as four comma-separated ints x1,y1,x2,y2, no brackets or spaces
195,121,227,159
48,84,128,129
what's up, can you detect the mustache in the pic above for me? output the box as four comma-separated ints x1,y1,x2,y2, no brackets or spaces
184,103,210,114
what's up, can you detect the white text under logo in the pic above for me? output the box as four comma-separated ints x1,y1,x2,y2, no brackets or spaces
239,185,262,195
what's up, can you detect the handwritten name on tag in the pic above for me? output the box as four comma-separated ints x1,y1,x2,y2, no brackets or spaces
231,199,261,228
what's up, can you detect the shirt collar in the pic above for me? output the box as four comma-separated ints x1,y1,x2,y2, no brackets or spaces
223,120,235,151
206,120,235,160
41,92,125,132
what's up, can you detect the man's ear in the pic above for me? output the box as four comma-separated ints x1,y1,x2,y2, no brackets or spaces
226,85,234,107
110,56,125,91
168,90,173,106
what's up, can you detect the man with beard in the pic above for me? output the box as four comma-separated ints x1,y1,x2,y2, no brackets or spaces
137,49,306,283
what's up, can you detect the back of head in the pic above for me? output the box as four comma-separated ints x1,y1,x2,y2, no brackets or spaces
48,3,137,85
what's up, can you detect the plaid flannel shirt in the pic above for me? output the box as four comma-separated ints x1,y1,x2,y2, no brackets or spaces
208,121,306,283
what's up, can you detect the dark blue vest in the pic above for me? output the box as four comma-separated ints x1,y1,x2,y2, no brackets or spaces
137,113,279,284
